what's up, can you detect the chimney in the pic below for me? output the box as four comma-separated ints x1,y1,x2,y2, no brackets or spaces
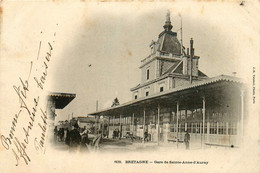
190,38,194,57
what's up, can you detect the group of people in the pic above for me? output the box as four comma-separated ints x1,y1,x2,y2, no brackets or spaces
66,126,87,148
54,126,66,142
53,125,191,150
54,125,102,151
112,128,121,139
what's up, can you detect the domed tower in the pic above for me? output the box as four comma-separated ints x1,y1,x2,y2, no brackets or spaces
130,11,208,100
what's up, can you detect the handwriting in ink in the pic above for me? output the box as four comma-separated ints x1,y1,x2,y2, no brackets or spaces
0,40,54,166
34,109,48,152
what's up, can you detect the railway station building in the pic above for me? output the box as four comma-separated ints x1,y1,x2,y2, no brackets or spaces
88,12,246,148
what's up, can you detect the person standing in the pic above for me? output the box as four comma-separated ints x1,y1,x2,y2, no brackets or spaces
144,131,148,142
119,130,121,140
64,128,68,142
54,126,58,142
119,125,122,140
93,130,102,151
184,131,190,150
70,126,81,149
113,129,116,139
57,128,62,142
65,128,70,146
81,126,90,146
60,128,65,142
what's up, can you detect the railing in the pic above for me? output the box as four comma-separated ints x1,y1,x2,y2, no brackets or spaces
141,51,183,64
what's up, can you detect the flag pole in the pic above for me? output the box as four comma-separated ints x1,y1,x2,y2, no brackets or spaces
180,14,183,56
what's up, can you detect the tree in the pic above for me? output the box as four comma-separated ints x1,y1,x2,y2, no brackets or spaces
111,97,120,107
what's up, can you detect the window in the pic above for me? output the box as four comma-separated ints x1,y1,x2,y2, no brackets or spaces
210,122,217,134
187,110,192,120
187,123,191,133
203,122,207,134
196,123,200,133
218,122,226,135
146,91,149,96
192,123,197,133
170,124,175,132
228,122,237,135
146,69,150,80
134,95,138,99
180,123,185,132
160,87,164,92
181,110,186,120
173,124,177,132
158,82,165,93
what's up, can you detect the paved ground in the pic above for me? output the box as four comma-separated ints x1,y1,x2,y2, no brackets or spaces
51,137,207,153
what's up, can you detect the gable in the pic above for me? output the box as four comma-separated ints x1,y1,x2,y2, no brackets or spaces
161,60,176,75
160,60,181,76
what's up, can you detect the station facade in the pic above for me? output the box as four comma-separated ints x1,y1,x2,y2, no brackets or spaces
89,12,246,148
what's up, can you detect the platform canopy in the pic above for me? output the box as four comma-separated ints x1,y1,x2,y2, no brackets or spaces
48,92,76,109
88,75,244,117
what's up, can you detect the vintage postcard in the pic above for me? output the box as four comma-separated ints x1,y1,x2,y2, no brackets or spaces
0,1,259,173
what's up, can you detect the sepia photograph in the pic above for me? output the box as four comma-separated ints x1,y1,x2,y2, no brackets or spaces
0,1,259,173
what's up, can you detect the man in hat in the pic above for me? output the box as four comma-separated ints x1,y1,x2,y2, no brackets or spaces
184,131,190,150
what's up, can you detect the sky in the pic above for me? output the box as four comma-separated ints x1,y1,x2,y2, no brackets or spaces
0,1,259,123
